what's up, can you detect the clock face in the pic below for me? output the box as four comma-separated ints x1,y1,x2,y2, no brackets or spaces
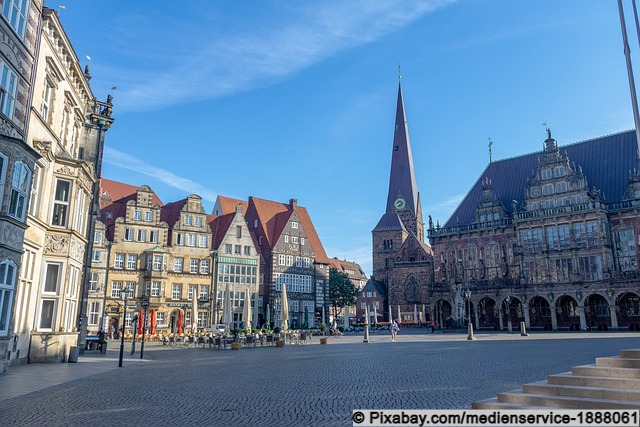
394,197,406,210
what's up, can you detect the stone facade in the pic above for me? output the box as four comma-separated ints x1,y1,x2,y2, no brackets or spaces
11,6,112,365
428,130,640,332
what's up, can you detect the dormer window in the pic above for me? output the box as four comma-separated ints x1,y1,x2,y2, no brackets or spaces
542,184,554,195
554,166,566,177
555,181,567,193
541,169,552,180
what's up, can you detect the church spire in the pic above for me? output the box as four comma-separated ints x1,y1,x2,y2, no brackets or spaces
385,81,419,217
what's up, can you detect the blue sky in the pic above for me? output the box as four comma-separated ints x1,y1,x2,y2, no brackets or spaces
57,1,636,276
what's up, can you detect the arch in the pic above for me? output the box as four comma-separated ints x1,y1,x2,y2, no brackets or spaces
528,296,551,330
502,296,524,330
477,297,498,329
584,293,611,330
555,295,580,330
616,292,640,330
434,299,452,329
404,275,420,304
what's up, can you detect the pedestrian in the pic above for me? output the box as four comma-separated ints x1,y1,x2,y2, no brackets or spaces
110,325,115,339
390,320,399,342
430,320,435,333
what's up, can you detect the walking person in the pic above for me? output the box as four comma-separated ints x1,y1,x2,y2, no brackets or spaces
390,320,399,342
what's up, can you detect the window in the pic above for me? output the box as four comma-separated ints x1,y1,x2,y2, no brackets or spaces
555,181,567,193
156,311,165,326
28,163,41,216
235,245,241,254
111,281,122,298
199,285,209,301
296,256,302,267
541,169,552,180
546,227,559,250
187,233,196,247
184,215,192,226
225,244,232,254
254,219,258,228
150,230,159,244
150,281,161,297
188,285,197,300
190,259,199,273
88,301,100,326
72,189,87,234
279,255,286,265
9,161,30,220
125,282,135,299
133,209,142,220
554,166,566,177
303,257,310,268
286,255,293,266
145,211,153,222
0,260,16,335
236,225,242,238
114,253,125,269
197,312,208,328
51,179,71,227
174,258,183,273
0,60,18,117
39,299,56,330
284,235,289,243
127,254,137,270
124,228,134,241
200,259,210,274
43,263,60,293
244,246,251,256
195,217,202,227
152,255,163,271
93,230,101,245
542,184,554,196
198,235,207,248
91,251,100,262
172,284,182,300
301,237,305,245
2,0,28,37
291,236,298,244
89,272,98,291
291,222,299,229
137,229,147,242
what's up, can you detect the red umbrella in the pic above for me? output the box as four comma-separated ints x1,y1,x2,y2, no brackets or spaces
138,309,144,334
150,309,157,335
177,310,183,334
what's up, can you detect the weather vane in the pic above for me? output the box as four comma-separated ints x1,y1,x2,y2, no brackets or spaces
488,137,493,163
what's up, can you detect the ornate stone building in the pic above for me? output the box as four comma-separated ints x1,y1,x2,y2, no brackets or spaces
0,0,42,373
428,129,640,331
371,82,434,324
10,6,112,365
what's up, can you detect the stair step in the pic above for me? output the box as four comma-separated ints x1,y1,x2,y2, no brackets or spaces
497,390,640,409
620,349,640,359
572,364,640,379
596,356,640,369
522,381,640,402
548,372,640,390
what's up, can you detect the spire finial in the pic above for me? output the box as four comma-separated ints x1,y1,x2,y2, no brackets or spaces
488,137,493,163
398,64,401,82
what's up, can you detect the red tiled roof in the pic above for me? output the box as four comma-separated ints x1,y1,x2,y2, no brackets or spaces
329,258,368,279
214,195,246,215
208,213,235,251
160,198,187,228
100,178,163,208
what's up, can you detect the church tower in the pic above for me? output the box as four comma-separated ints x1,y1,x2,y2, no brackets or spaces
372,80,433,322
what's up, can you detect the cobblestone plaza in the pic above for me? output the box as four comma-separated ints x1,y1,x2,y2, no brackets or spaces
1,331,638,426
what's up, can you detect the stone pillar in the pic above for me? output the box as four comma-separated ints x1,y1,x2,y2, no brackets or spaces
498,308,504,330
550,307,558,331
579,305,587,331
610,305,619,330
474,305,480,330
523,303,531,329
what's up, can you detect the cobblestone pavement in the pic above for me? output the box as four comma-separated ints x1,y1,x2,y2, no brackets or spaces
1,331,638,426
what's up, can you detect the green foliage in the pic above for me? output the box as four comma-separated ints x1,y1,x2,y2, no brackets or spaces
329,267,358,319
273,326,281,334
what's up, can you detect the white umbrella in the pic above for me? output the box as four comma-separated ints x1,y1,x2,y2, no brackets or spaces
373,305,378,325
243,290,252,332
223,283,232,332
281,283,289,333
413,304,418,325
397,305,401,324
388,304,392,322
192,291,198,332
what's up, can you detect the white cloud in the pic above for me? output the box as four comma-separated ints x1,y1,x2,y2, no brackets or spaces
428,194,465,222
103,146,218,203
102,0,457,112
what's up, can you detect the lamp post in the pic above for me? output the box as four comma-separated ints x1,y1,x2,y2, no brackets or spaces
140,296,149,359
210,250,218,332
130,313,137,355
465,289,475,340
118,293,127,367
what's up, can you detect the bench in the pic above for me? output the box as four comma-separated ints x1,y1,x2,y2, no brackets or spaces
85,335,101,350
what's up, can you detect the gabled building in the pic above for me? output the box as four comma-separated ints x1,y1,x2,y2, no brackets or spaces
12,6,113,365
428,129,640,331
329,257,368,325
355,279,387,324
371,81,435,324
209,202,260,330
0,0,42,372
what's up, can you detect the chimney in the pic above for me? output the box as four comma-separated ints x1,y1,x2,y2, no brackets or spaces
289,198,297,208
235,203,243,214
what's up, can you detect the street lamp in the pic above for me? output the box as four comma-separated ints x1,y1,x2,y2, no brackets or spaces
118,292,127,367
465,289,475,341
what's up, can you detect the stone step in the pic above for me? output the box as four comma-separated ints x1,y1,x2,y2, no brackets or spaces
572,364,640,379
548,372,640,390
620,349,640,359
496,390,640,409
522,380,640,402
596,356,640,369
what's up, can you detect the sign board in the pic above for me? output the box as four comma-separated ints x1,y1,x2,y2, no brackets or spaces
142,296,149,309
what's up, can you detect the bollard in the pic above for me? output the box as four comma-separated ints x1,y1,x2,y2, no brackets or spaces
467,323,476,341
520,321,529,336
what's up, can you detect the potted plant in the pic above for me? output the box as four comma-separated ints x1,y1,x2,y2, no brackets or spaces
99,339,108,354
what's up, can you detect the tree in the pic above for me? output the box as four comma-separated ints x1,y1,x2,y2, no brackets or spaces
329,268,358,322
